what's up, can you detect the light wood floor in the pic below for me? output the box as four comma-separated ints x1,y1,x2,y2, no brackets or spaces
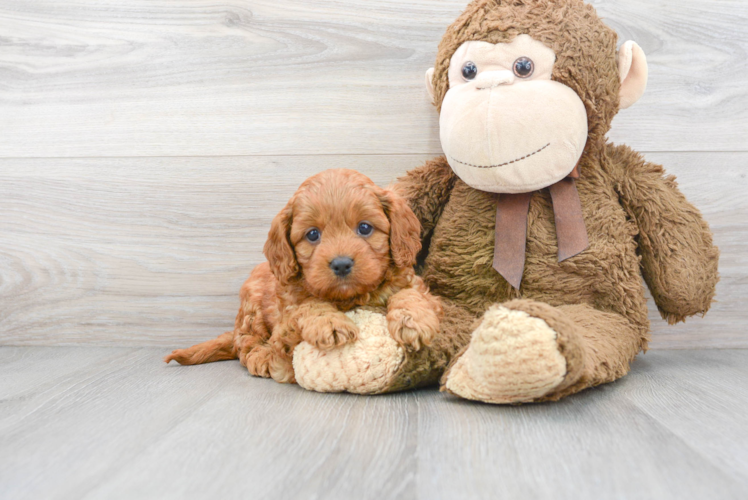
2,347,747,500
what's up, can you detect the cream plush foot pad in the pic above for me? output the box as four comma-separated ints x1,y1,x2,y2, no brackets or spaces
293,309,405,394
445,306,566,403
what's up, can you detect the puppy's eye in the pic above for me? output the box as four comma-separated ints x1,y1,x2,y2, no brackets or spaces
461,61,478,81
513,57,534,78
305,228,321,243
356,222,374,237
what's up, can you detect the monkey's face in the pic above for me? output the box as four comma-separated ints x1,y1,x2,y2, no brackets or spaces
436,34,588,194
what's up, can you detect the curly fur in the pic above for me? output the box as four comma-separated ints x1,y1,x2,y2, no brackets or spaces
165,169,443,384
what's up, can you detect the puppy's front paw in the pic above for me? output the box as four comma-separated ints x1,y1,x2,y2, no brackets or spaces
387,307,439,351
299,313,359,350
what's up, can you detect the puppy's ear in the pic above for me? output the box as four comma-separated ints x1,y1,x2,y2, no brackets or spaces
263,199,299,285
379,188,422,268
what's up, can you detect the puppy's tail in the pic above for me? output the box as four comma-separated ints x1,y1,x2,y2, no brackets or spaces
164,331,237,365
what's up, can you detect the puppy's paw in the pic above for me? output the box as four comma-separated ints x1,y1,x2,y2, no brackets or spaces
299,313,359,350
245,344,273,379
386,306,439,351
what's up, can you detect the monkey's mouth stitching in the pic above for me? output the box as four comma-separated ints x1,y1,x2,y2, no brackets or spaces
450,143,551,169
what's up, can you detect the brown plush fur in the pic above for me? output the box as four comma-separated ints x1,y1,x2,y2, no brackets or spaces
378,0,719,399
165,169,443,383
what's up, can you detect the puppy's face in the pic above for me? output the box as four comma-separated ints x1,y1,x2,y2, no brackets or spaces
264,169,421,302
291,186,391,301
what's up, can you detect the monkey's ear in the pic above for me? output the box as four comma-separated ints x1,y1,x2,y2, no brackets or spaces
618,41,648,109
380,188,422,269
425,68,436,104
263,200,299,285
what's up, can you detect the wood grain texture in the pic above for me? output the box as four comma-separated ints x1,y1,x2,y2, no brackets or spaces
416,349,748,500
1,347,747,500
0,0,746,157
1,153,745,348
0,155,428,346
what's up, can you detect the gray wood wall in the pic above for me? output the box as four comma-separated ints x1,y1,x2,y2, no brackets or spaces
1,0,746,348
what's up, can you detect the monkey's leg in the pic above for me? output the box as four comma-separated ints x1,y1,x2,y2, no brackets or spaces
442,299,647,403
374,299,477,393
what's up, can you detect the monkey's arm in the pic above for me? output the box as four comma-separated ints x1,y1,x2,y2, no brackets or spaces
394,156,457,241
604,143,719,324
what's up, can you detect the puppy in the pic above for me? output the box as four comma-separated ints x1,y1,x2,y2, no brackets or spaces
165,169,442,383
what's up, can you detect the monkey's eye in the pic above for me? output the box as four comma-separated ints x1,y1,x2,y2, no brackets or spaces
461,61,478,81
356,222,374,237
513,57,534,78
305,228,321,243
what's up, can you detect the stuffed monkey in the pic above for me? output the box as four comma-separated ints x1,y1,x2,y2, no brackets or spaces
293,0,719,403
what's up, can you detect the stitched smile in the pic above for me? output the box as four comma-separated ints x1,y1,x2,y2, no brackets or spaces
449,143,551,169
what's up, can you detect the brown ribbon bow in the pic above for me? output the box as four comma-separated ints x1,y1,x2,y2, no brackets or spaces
492,166,588,289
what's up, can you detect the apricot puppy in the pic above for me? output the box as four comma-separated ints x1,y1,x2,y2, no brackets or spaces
165,169,442,383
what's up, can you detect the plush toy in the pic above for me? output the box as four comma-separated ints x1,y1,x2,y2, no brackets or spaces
294,0,719,403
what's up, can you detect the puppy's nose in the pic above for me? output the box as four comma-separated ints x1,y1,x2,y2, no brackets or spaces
330,256,354,277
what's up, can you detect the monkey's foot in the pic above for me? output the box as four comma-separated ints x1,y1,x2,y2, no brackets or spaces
293,309,405,394
443,302,584,404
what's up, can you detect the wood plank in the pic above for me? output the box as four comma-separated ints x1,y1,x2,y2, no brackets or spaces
0,346,139,408
0,0,746,157
0,346,417,500
1,347,747,499
1,153,745,348
84,378,418,500
620,350,748,485
0,155,427,346
415,349,748,500
603,0,748,151
0,347,239,500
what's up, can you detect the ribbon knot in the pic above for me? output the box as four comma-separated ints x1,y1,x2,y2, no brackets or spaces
492,177,588,289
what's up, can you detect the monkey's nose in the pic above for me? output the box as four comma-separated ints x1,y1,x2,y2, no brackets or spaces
330,256,354,277
475,70,515,90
